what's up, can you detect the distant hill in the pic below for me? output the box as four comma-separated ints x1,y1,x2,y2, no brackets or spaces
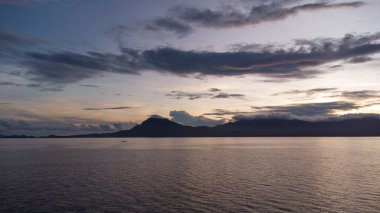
73,116,380,138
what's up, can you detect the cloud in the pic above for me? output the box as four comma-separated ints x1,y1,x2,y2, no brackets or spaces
204,101,360,120
274,88,380,101
273,88,337,96
22,48,140,84
142,33,380,79
105,25,131,45
251,101,359,117
0,80,65,92
38,87,63,92
341,90,380,100
141,32,380,78
145,17,193,38
79,84,99,88
347,56,373,63
0,107,137,136
141,47,320,79
203,109,253,116
212,93,245,99
0,81,22,86
165,91,213,100
0,30,44,46
0,118,136,136
83,106,137,111
170,110,225,127
146,1,365,36
165,89,245,100
209,88,221,92
4,32,380,84
0,30,46,59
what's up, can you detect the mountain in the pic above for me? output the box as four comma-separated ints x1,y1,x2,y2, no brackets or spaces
213,117,380,136
76,117,214,137
73,116,380,138
1,116,379,138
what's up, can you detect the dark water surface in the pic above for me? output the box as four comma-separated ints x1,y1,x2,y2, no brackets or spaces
1,137,380,212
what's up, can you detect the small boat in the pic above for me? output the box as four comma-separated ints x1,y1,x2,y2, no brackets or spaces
121,140,127,142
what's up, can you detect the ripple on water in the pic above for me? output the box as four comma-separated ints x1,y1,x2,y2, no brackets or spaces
0,137,380,212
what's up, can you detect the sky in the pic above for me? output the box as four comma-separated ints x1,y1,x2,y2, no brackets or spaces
1,0,380,136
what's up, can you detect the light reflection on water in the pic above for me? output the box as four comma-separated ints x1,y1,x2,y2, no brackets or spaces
0,137,379,212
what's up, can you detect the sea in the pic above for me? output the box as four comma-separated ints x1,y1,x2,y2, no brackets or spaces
1,137,379,212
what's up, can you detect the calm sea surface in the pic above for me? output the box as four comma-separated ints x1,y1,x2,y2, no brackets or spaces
0,137,380,212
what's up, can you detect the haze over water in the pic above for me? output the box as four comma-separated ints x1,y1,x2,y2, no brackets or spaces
1,137,379,212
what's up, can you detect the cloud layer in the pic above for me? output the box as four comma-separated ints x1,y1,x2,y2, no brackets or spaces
165,88,245,100
0,118,136,136
272,88,380,101
170,110,225,127
145,0,365,36
204,101,361,120
341,90,380,100
3,31,378,85
251,101,359,117
83,106,137,111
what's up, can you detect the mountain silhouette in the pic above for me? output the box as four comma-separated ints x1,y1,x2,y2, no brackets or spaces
2,116,379,138
71,116,380,138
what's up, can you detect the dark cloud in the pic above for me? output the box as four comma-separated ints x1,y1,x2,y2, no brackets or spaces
204,101,360,119
203,109,253,116
39,87,64,92
79,84,99,88
329,65,343,69
104,106,137,110
0,81,22,86
165,91,213,100
347,56,373,63
23,49,140,84
141,33,380,79
147,1,365,36
0,30,46,60
212,93,245,99
83,106,136,111
4,32,380,84
145,18,193,38
170,110,225,127
141,47,320,79
209,88,221,92
251,101,359,117
0,30,42,46
341,90,380,100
